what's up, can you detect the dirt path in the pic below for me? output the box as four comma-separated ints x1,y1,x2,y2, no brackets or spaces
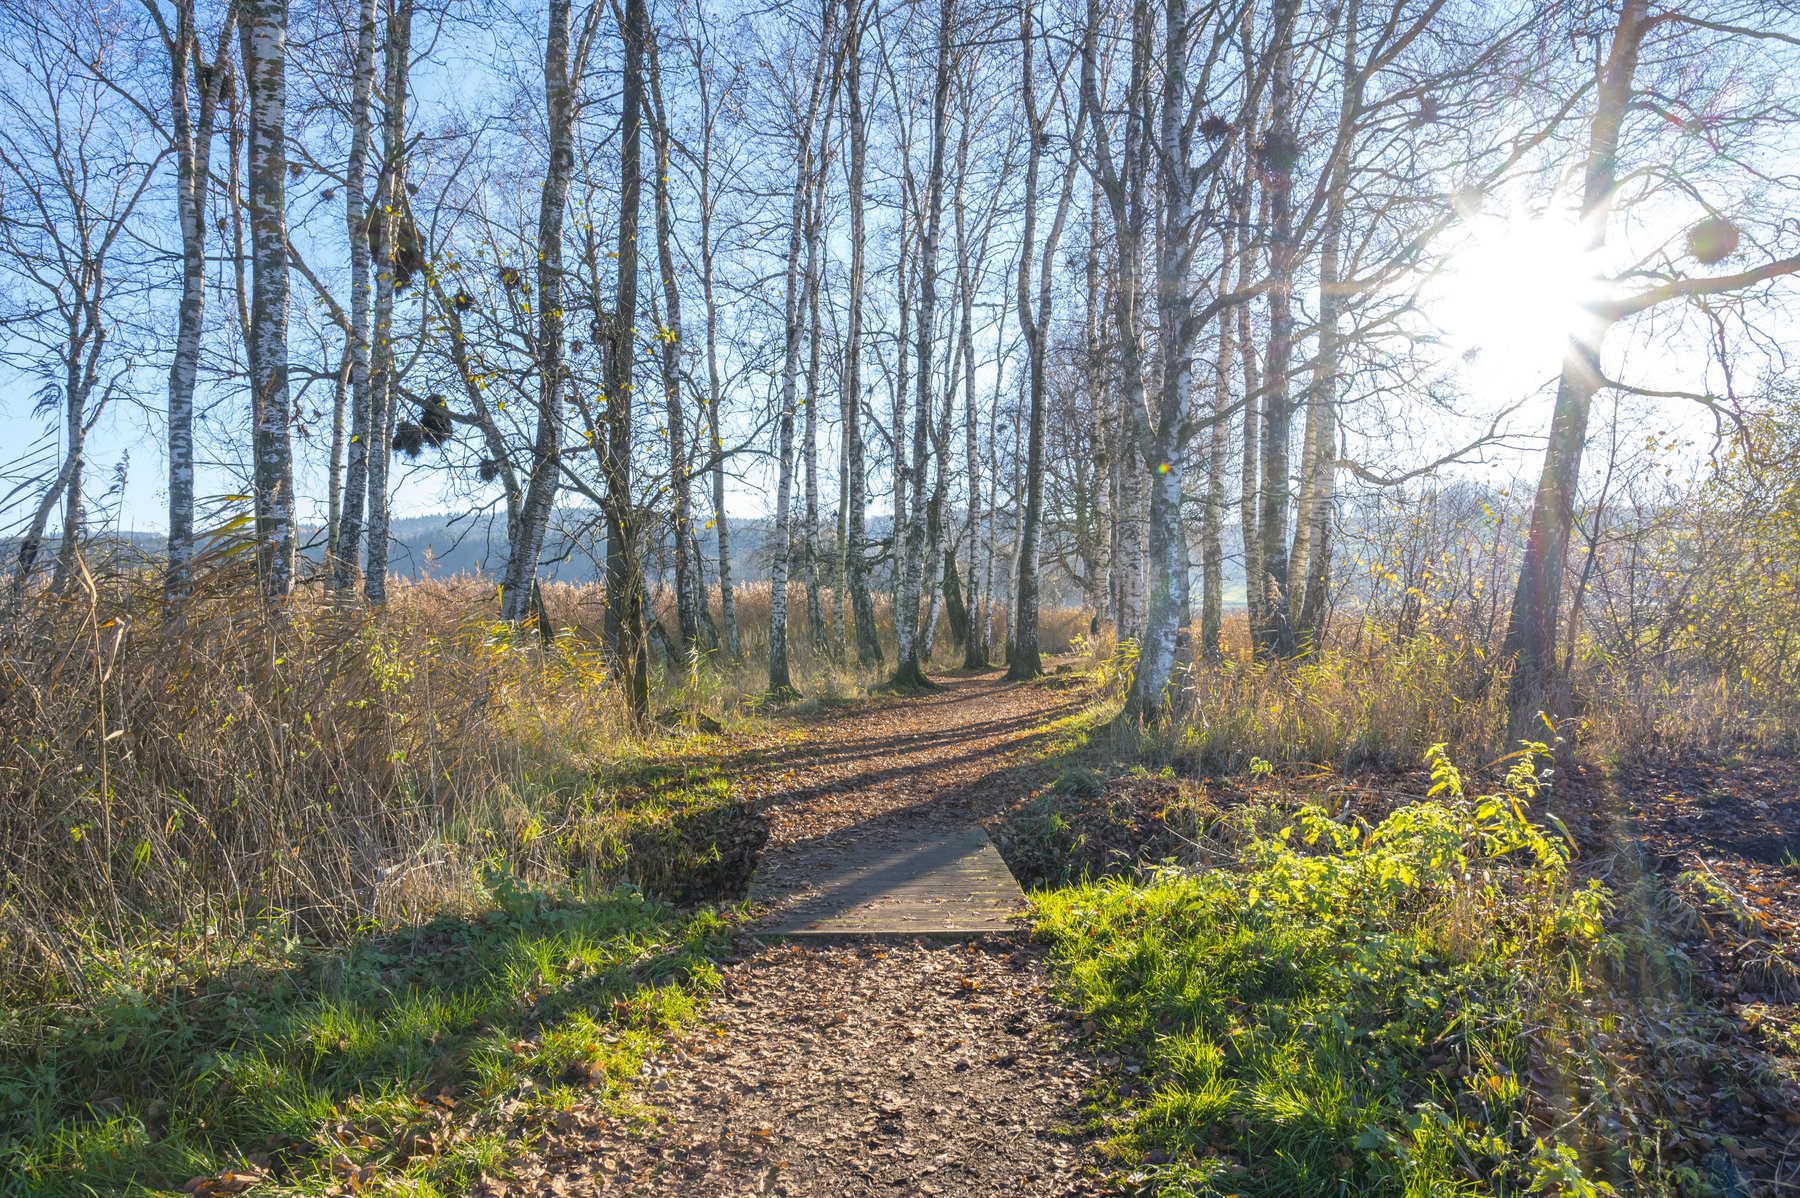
483,670,1110,1197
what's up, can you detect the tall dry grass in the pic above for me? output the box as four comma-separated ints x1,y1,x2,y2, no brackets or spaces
1130,606,1798,777
1158,614,1510,771
646,578,1086,670
0,559,647,1000
0,553,1090,1000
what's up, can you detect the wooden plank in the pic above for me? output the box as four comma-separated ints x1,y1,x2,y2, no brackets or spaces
752,824,1027,937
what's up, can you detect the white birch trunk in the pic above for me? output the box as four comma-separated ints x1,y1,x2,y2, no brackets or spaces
647,36,698,651
330,0,377,593
240,0,295,598
163,1,235,603
362,0,410,605
842,0,881,665
894,0,954,688
770,0,837,693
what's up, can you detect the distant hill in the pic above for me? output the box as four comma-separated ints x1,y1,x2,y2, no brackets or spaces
5,509,1244,607
3,511,892,585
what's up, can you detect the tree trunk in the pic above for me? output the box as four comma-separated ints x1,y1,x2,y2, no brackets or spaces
943,553,968,648
832,440,849,659
326,349,349,559
705,333,737,657
647,35,698,653
1128,0,1205,720
501,0,578,635
1010,0,1081,681
1084,187,1112,627
920,415,949,659
49,357,89,593
1236,197,1262,634
606,0,651,717
981,377,1002,658
800,139,830,653
891,206,911,602
1082,0,1151,650
892,0,953,692
960,232,988,668
1254,0,1300,657
1293,210,1344,647
240,0,295,599
362,0,412,606
1292,3,1361,647
163,0,234,604
330,0,377,594
770,0,837,695
1503,0,1649,725
769,159,805,693
1199,223,1236,663
10,455,75,606
694,87,738,660
842,0,881,666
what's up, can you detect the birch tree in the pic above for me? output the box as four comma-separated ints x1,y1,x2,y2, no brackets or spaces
607,0,650,716
768,0,837,695
647,32,699,653
1503,0,1800,723
841,0,882,665
239,0,296,597
673,11,743,658
496,0,599,626
361,0,412,605
0,14,157,601
1010,0,1083,681
147,0,238,602
891,0,953,690
330,0,379,592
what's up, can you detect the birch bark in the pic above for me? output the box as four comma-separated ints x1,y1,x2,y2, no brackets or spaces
891,0,953,690
1199,221,1237,662
842,0,882,665
770,0,837,694
159,0,236,603
330,0,377,593
239,0,295,598
608,0,651,716
1011,0,1084,680
362,0,412,605
647,34,698,652
1255,0,1300,656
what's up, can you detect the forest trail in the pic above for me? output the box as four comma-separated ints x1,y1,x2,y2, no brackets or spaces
484,669,1111,1197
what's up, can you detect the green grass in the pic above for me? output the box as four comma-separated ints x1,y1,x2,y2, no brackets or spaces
1034,747,1621,1197
0,718,764,1198
1028,691,1130,763
0,877,731,1196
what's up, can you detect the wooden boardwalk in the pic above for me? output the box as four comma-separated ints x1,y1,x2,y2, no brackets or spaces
751,822,1027,937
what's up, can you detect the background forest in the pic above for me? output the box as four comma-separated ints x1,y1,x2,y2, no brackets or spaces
4,0,1800,1194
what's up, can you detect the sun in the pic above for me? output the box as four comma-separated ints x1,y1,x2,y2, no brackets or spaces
1428,214,1602,397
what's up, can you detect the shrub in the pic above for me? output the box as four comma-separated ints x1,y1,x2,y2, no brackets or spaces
1034,745,1617,1197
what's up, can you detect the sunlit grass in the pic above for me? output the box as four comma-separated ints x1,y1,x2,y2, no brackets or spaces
1032,748,1627,1196
0,879,730,1197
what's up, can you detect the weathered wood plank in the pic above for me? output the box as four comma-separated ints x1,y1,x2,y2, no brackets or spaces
753,823,1026,936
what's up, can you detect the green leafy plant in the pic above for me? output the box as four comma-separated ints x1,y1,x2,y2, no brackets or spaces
1035,745,1614,1197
